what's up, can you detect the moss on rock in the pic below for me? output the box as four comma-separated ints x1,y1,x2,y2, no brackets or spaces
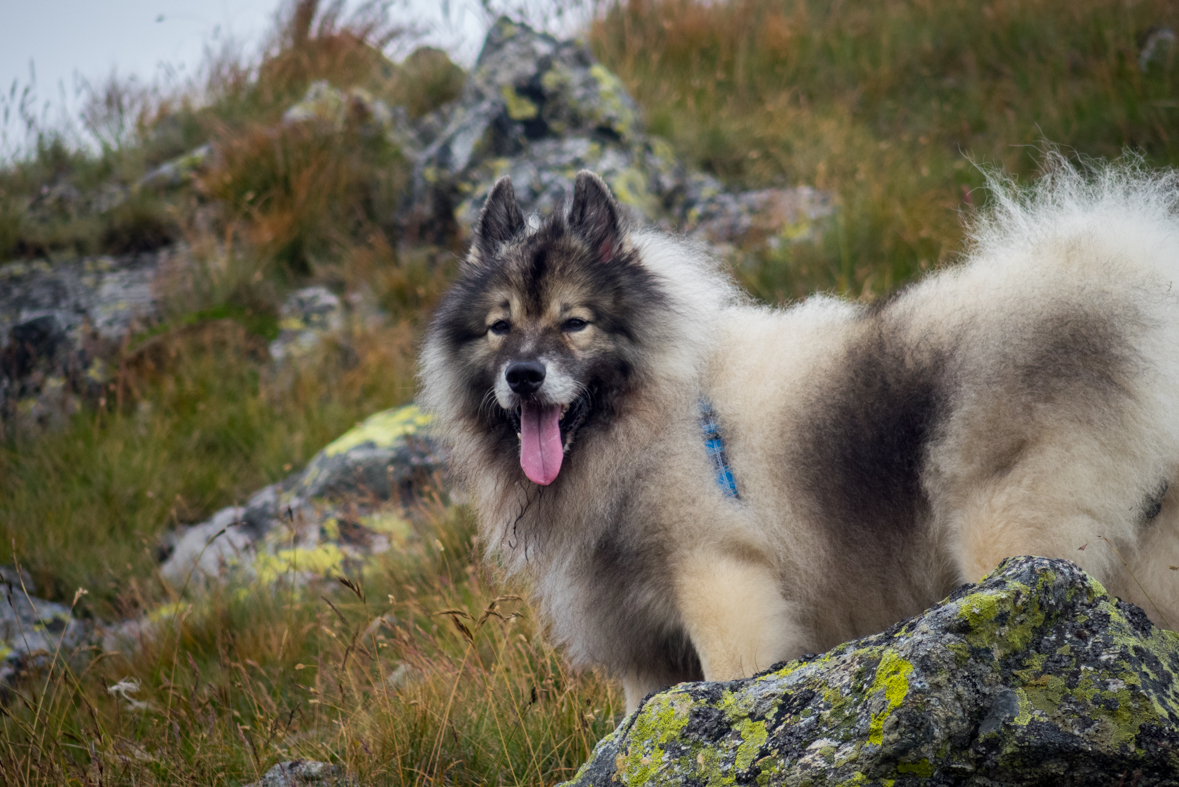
563,557,1179,786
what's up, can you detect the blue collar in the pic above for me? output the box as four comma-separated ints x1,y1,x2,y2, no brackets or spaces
699,398,739,499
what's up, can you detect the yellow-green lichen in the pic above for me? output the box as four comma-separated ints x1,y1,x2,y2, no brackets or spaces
360,511,412,541
959,592,1001,628
619,691,692,783
501,85,539,120
147,601,190,623
1021,673,1067,711
588,64,636,137
541,66,569,93
897,758,934,777
320,517,340,541
732,718,768,772
608,169,657,218
253,544,345,585
321,405,433,457
1013,687,1032,726
867,651,913,747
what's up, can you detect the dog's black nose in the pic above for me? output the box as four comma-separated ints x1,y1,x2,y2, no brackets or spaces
506,361,546,394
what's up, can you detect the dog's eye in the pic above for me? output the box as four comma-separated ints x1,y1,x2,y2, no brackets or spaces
562,318,589,333
489,320,511,336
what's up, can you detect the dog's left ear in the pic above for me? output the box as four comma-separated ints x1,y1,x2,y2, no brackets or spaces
569,171,622,262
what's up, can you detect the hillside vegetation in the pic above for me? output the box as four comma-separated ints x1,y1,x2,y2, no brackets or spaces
2,0,1177,784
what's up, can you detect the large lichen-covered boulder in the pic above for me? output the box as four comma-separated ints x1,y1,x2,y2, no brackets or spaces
564,556,1179,786
406,17,831,248
156,403,444,594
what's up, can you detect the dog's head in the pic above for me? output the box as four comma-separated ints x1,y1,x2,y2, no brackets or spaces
425,171,670,486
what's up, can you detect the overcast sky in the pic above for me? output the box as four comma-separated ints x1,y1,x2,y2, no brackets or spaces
0,1,492,88
0,0,500,156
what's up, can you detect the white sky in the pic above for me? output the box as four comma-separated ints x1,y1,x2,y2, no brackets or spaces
0,0,501,156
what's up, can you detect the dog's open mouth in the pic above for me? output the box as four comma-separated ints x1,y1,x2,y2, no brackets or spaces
509,398,588,486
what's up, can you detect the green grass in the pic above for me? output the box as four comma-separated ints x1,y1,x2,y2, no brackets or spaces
3,0,1179,784
590,0,1179,300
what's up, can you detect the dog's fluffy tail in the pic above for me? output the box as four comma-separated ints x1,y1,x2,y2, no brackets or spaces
968,151,1179,280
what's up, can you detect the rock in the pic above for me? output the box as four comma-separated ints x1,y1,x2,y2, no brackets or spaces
405,17,832,250
681,184,833,250
295,405,444,500
0,566,35,595
0,250,181,435
1,566,89,693
268,286,391,370
156,485,276,591
563,556,1179,786
245,760,352,787
138,143,212,190
269,286,346,363
282,80,420,154
156,403,445,593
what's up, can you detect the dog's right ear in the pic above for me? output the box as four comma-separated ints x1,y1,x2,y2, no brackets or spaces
473,176,525,262
569,171,622,263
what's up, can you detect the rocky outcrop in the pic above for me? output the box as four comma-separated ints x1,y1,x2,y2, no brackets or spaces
564,557,1179,786
405,17,832,248
0,251,178,435
86,403,446,655
1,401,442,684
155,403,444,595
0,266,382,436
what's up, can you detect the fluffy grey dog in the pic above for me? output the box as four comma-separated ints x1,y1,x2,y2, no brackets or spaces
420,159,1179,712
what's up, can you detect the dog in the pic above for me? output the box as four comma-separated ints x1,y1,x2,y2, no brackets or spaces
420,159,1179,713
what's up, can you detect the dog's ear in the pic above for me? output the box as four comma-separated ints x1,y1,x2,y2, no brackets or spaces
474,176,525,261
569,171,622,262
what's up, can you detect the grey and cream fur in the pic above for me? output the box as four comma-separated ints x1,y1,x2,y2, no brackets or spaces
420,160,1179,713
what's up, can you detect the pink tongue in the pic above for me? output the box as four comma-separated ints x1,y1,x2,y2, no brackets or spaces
520,403,564,485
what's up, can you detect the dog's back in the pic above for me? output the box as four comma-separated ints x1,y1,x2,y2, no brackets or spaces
705,157,1179,649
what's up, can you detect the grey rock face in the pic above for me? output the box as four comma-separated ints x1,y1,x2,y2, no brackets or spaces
269,286,346,363
1,566,89,692
564,556,1179,786
407,17,832,247
245,760,353,787
0,250,179,435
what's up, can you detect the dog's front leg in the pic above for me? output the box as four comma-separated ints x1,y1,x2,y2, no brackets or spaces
676,552,810,682
622,674,668,715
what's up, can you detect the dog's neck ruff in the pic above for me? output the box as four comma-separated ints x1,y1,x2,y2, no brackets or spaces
698,398,739,499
